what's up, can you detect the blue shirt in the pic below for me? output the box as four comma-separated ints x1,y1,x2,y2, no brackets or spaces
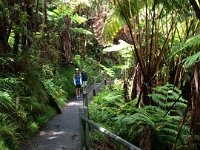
74,74,82,85
81,71,87,81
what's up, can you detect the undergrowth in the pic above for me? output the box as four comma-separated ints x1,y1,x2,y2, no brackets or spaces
89,82,190,150
0,64,75,149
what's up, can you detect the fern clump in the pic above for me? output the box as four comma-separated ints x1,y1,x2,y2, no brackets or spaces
89,83,190,150
149,83,187,110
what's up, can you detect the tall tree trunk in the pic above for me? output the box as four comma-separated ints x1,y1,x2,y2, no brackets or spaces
13,33,20,54
191,61,200,135
130,63,139,100
0,14,12,54
42,0,47,33
190,0,200,20
61,15,73,64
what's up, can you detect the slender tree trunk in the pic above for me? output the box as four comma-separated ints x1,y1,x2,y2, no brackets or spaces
190,0,200,20
13,33,20,54
61,15,73,64
130,63,139,100
42,0,47,33
0,15,12,54
191,61,200,134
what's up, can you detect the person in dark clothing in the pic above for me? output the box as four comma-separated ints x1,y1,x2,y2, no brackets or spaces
81,68,87,90
74,68,82,99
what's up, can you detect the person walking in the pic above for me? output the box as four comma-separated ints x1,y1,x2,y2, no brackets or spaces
81,68,88,91
73,68,82,99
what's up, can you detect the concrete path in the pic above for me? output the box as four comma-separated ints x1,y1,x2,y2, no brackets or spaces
22,98,82,150
21,83,104,150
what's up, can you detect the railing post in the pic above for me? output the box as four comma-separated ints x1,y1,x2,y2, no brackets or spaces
83,91,88,107
93,77,96,96
103,73,106,85
16,97,19,110
79,107,84,149
79,106,89,150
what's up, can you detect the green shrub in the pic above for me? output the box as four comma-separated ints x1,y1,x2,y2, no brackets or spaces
0,113,19,150
54,66,75,97
36,106,56,126
0,138,9,150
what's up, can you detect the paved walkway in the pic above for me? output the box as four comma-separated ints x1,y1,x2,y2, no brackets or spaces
22,98,82,150
21,83,103,150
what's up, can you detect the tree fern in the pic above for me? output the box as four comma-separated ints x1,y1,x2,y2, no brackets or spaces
122,113,156,128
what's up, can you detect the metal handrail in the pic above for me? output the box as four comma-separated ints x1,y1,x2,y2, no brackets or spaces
80,73,142,150
95,79,105,90
81,116,142,150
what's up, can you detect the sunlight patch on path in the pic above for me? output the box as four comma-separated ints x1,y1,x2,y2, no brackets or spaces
67,101,82,106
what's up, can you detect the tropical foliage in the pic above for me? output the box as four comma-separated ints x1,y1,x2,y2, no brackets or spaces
1,0,200,149
89,82,190,150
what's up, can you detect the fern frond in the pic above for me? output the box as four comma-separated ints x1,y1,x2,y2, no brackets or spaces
102,0,146,45
122,113,155,129
159,135,176,142
171,34,200,59
185,34,200,49
0,91,15,110
102,8,125,45
166,102,187,108
149,93,167,107
158,128,178,136
149,83,187,110
157,122,179,130
112,114,126,121
183,51,200,67
70,28,93,36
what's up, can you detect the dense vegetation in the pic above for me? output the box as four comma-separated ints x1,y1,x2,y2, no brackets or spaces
0,0,100,149
1,0,200,149
89,0,200,150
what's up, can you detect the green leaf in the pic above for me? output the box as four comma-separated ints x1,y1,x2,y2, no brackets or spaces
71,14,87,24
70,28,93,35
183,51,200,67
